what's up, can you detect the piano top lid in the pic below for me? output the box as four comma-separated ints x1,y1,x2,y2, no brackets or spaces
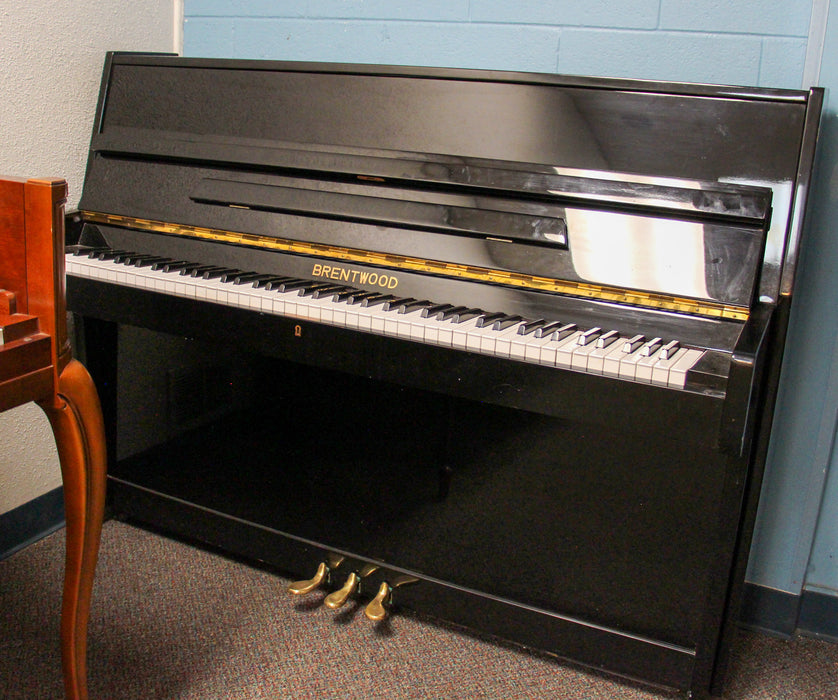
79,53,823,317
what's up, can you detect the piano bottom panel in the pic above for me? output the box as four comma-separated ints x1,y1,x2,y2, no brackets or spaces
110,481,697,692
96,323,741,695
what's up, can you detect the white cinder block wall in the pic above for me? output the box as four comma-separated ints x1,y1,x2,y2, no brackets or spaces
0,0,181,515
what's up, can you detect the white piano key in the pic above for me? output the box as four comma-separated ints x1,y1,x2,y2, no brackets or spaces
508,334,532,361
617,347,645,380
537,330,581,367
635,351,662,383
479,323,524,356
452,318,483,350
667,348,705,389
555,331,585,368
494,328,522,358
570,342,599,371
650,347,688,387
587,333,621,375
422,317,440,345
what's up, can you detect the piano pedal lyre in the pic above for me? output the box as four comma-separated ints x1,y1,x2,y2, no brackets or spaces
324,563,379,610
287,555,344,596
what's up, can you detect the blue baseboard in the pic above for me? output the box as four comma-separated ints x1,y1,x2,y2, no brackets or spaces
798,589,838,642
0,486,65,561
741,582,799,636
741,582,838,642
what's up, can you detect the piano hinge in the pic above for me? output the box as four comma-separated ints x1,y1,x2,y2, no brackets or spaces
78,210,750,322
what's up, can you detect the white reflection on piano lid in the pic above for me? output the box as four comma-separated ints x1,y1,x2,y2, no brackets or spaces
566,209,711,301
719,178,793,304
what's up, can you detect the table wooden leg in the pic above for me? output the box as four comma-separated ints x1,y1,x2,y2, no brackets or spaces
40,359,107,700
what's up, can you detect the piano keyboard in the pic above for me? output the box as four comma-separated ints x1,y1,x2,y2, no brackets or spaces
65,247,705,390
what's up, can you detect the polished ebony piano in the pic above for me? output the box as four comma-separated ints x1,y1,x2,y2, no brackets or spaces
66,52,822,697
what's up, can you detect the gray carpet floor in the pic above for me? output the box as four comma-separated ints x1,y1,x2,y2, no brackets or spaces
1,521,836,699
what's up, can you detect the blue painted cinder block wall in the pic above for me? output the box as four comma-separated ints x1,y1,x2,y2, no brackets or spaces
184,1,811,87
183,1,838,635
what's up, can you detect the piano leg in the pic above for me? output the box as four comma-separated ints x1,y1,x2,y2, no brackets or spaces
39,359,107,700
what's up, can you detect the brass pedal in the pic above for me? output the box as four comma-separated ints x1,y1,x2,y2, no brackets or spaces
364,574,419,621
287,561,329,596
324,563,379,610
324,572,360,609
364,582,392,621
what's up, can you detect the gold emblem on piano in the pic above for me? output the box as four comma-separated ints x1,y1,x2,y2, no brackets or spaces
294,324,302,337
311,262,399,289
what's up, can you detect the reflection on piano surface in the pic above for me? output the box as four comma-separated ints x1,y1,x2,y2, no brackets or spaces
66,53,823,698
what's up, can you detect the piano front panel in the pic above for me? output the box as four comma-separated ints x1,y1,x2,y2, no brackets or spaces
96,321,728,689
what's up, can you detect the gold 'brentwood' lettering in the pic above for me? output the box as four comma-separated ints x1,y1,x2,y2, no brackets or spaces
312,263,399,289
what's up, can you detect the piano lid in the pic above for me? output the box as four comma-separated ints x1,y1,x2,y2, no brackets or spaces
79,53,823,318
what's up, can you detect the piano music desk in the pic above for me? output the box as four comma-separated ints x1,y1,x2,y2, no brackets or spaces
0,176,106,700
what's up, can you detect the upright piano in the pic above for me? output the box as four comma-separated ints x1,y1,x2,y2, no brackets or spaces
66,53,822,697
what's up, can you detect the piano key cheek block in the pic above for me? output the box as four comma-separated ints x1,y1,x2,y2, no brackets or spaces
65,52,823,698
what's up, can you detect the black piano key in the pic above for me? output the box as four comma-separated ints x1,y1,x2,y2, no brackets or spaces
112,251,147,264
187,265,226,278
94,249,132,261
150,260,188,272
131,255,170,268
476,312,507,328
577,327,602,346
595,330,620,349
518,319,548,336
535,321,572,338
622,334,645,353
660,339,680,359
229,272,272,285
312,285,355,300
451,308,484,323
334,288,364,302
298,282,343,297
205,267,241,281
398,300,434,315
361,294,397,308
68,245,109,257
550,323,578,341
640,337,663,356
219,269,248,283
253,276,297,289
435,306,470,321
491,315,527,331
272,279,311,293
177,263,207,275
189,264,222,277
346,291,380,305
382,297,417,311
422,303,456,318
121,253,159,266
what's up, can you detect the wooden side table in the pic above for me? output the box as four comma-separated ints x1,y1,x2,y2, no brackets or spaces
1,176,106,700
